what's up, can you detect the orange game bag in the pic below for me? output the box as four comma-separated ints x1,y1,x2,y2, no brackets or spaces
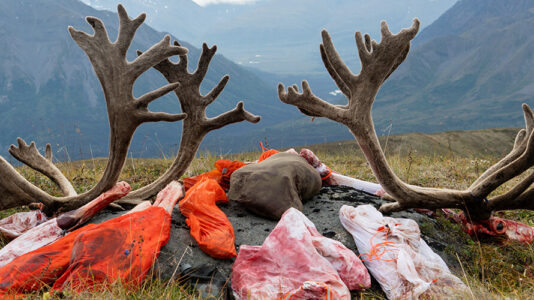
51,206,170,291
179,177,236,259
0,180,185,295
183,160,246,191
0,207,170,294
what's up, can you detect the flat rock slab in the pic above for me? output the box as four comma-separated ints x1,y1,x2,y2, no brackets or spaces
92,186,466,299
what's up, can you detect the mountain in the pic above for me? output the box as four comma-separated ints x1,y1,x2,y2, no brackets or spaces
0,0,296,160
371,0,534,134
238,0,534,147
80,0,457,74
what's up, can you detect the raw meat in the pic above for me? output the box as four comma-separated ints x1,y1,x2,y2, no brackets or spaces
232,208,370,299
442,209,534,243
299,148,384,196
339,205,467,299
0,210,48,239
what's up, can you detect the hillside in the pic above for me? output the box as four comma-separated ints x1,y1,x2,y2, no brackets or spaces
245,0,534,147
371,0,534,134
0,0,295,160
305,127,520,158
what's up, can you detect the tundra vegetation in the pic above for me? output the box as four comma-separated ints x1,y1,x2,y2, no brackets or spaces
2,134,533,299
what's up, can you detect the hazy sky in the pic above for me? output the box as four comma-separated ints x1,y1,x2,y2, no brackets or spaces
192,0,257,6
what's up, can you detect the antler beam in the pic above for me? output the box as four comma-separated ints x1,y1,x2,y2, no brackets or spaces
0,5,188,215
123,42,260,201
279,19,534,220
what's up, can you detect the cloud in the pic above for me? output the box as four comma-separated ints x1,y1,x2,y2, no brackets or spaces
329,90,342,96
193,0,257,6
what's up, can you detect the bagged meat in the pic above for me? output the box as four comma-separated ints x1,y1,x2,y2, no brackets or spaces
51,206,171,291
0,181,183,295
179,177,236,259
228,152,322,219
0,182,131,268
232,208,370,299
339,205,467,299
0,210,48,239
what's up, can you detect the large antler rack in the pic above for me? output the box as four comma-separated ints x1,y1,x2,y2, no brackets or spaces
278,19,534,220
0,5,188,215
124,41,261,201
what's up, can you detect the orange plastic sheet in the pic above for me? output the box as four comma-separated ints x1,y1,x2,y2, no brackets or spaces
179,177,236,259
183,160,246,191
0,206,170,295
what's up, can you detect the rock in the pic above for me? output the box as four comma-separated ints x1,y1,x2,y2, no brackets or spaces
91,185,467,299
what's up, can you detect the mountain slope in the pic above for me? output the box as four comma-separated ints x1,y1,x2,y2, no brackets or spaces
371,0,534,134
246,0,534,146
0,0,294,159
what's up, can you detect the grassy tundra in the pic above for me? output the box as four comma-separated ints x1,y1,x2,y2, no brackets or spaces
2,128,533,299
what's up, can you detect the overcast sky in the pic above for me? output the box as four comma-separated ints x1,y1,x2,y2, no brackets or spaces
192,0,258,6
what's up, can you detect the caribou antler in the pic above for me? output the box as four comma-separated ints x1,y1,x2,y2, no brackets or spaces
124,41,261,200
9,138,76,197
278,19,534,220
0,139,77,211
0,5,188,215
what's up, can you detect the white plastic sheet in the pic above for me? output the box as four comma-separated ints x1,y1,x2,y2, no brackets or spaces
339,205,467,299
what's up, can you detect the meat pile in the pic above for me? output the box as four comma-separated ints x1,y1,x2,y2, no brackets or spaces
232,208,371,299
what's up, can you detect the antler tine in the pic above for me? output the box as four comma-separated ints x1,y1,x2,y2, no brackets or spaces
470,103,534,188
489,171,534,211
135,82,181,107
321,30,357,88
138,41,189,83
355,19,419,85
45,144,52,161
174,40,189,71
470,129,534,197
193,43,217,84
8,138,76,197
319,44,351,98
523,103,533,136
205,101,260,131
130,35,188,80
116,4,146,57
364,34,372,52
502,186,534,211
203,75,229,105
137,111,187,123
278,81,348,121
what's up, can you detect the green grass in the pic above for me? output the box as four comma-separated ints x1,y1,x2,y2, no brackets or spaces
3,128,534,299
